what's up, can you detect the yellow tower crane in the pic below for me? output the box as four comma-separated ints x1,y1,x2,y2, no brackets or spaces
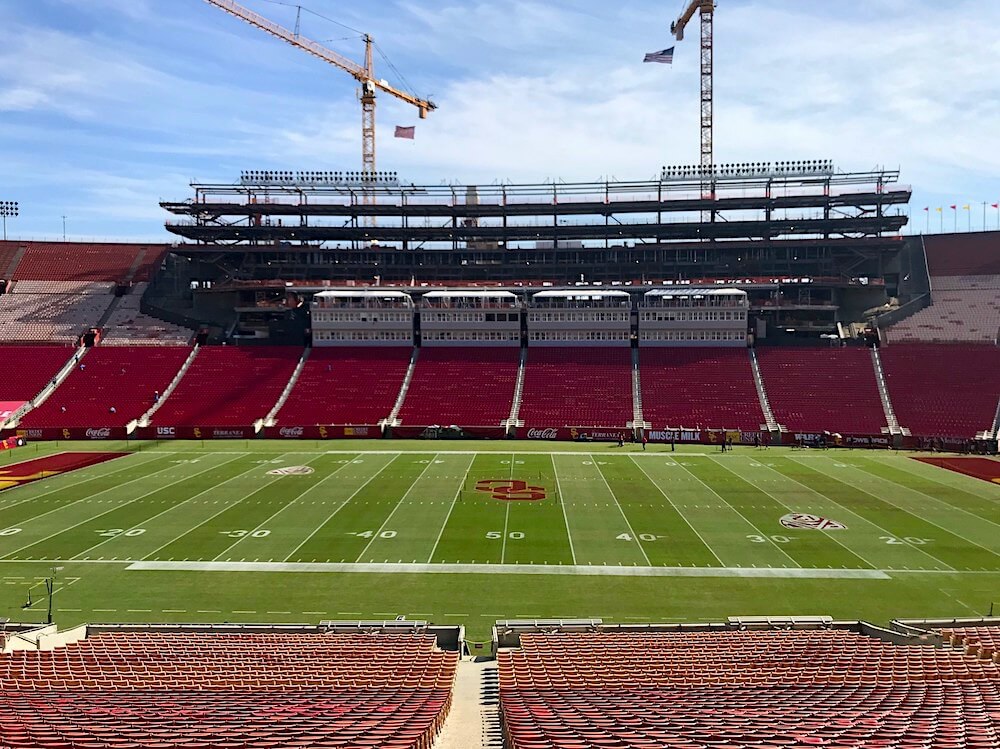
203,0,436,178
671,0,715,175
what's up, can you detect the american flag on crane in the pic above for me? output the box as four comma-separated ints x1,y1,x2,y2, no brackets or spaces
394,125,416,139
643,47,674,64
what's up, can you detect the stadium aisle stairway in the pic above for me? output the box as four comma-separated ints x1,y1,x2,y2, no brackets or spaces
756,346,888,434
0,631,457,749
20,346,189,428
518,347,633,428
499,630,1000,749
152,346,301,427
397,347,519,426
276,346,412,425
640,347,764,430
0,345,75,403
881,344,1000,437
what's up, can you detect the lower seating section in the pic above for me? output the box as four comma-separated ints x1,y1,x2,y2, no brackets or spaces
3,241,157,282
277,347,412,425
0,284,115,342
882,344,1000,436
21,347,188,428
153,346,300,427
100,283,194,345
0,631,456,749
519,347,633,427
640,348,763,430
398,347,519,425
0,346,73,403
757,346,887,433
500,630,1000,749
941,625,1000,654
887,278,1000,343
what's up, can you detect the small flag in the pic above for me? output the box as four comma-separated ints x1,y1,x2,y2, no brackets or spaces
950,204,957,210
923,207,929,212
992,203,999,209
643,47,675,64
935,207,942,212
394,125,415,139
962,204,970,210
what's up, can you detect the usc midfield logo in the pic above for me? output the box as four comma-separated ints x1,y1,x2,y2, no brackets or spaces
475,479,546,501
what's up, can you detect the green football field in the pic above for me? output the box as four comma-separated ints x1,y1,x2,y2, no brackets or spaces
1,440,998,640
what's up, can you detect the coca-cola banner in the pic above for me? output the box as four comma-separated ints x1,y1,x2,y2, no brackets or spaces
519,427,630,442
12,427,129,441
264,425,381,439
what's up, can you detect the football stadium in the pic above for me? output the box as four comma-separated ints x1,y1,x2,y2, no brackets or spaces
1,1,999,747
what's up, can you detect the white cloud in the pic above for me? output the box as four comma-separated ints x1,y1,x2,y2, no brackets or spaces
2,0,999,239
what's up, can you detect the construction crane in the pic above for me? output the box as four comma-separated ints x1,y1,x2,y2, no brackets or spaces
203,0,436,178
671,0,714,175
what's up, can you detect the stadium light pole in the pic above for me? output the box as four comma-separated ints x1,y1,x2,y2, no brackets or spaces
0,200,18,241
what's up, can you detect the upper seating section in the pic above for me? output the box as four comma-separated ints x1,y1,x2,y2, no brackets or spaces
0,284,115,343
153,346,300,427
0,346,72,402
21,347,188,428
757,346,887,433
398,347,518,426
882,343,1000,436
0,631,456,749
641,347,763,430
886,278,1000,344
500,630,1000,749
100,282,194,346
0,241,163,282
277,347,412,425
519,347,633,427
924,232,1000,277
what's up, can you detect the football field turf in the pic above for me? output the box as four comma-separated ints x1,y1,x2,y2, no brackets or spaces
1,441,998,639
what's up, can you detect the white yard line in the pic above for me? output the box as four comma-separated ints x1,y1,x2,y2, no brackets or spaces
591,454,651,566
0,453,179,529
211,454,336,561
789,455,984,569
354,456,440,563
426,454,476,563
3,457,239,559
550,455,578,565
137,453,295,561
673,460,802,568
126,559,892,578
282,454,401,562
500,453,514,564
629,455,726,567
71,453,249,560
760,456,963,570
848,457,1000,529
708,456,877,570
0,451,161,511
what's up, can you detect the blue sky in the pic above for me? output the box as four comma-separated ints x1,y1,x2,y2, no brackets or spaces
1,0,998,240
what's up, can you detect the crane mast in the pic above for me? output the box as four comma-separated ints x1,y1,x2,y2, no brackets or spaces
671,0,714,175
203,0,435,179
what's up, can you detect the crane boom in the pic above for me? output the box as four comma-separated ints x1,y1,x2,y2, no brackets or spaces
205,0,435,116
203,0,435,187
671,0,714,174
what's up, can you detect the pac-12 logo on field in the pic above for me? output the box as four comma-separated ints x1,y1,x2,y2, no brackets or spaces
268,466,315,476
780,513,846,530
475,479,546,501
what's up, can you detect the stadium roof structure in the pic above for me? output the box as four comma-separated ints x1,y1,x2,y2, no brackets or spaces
160,167,909,285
